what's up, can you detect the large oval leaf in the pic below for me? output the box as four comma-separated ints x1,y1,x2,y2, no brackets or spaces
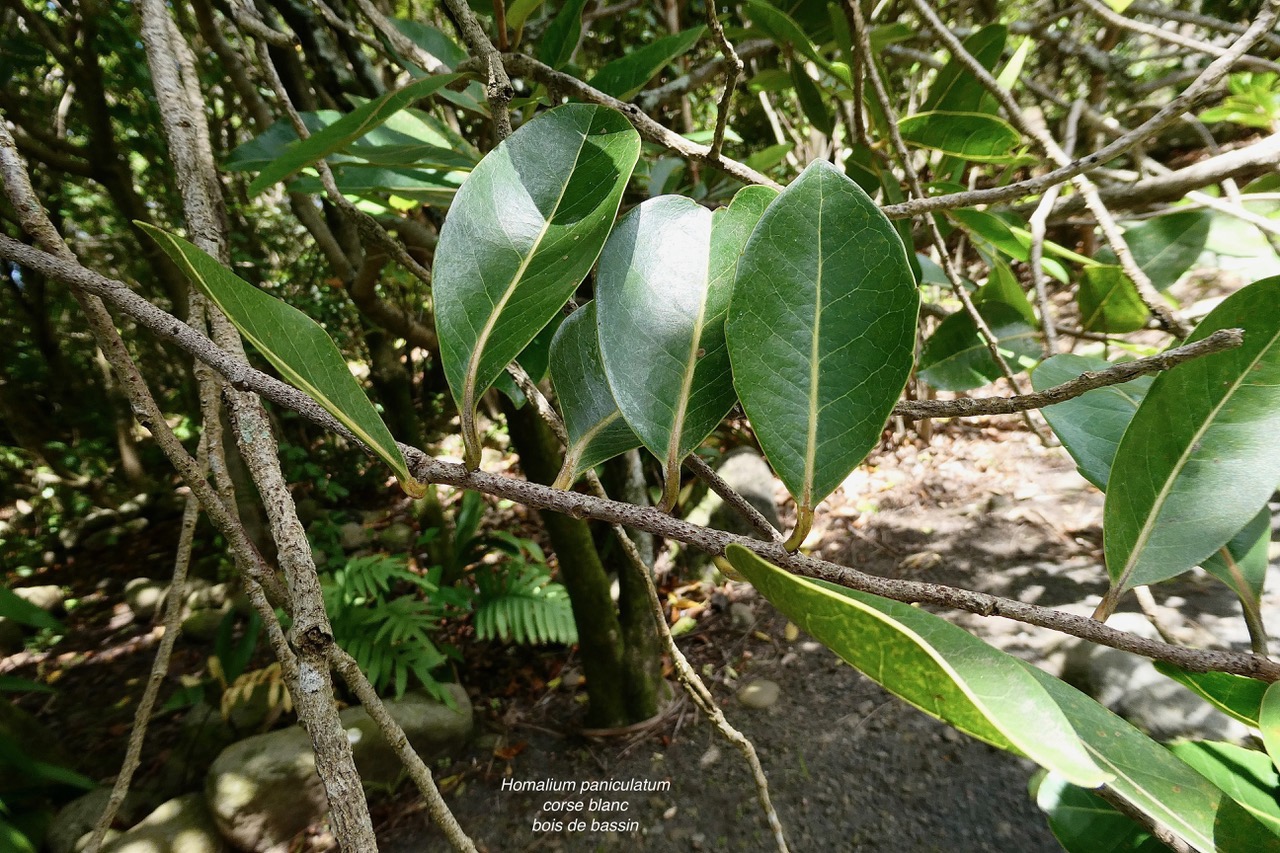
596,187,774,508
1020,664,1280,852
725,161,918,547
1153,663,1267,728
1034,771,1165,853
725,545,1108,786
1033,354,1154,489
918,300,1040,392
1169,741,1280,837
432,104,640,468
898,111,1024,163
548,302,641,488
1102,276,1280,606
923,24,1007,113
139,224,421,495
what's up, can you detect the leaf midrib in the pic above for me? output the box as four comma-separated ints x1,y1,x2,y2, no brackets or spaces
462,127,592,420
803,185,824,510
666,249,714,477
1114,325,1280,592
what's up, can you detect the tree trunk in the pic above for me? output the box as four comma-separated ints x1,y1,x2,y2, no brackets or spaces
502,398,659,727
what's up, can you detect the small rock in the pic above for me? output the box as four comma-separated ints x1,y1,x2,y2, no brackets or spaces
13,584,64,613
698,745,721,768
186,582,228,612
182,608,227,643
102,793,226,853
124,578,168,622
560,669,584,690
379,522,415,551
897,551,943,574
737,679,780,710
48,788,144,853
338,521,369,551
728,602,754,631
345,684,474,785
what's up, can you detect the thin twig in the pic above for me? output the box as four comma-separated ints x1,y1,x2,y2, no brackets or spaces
704,1,743,160
1028,101,1083,356
440,0,513,139
6,237,1278,682
1078,0,1280,74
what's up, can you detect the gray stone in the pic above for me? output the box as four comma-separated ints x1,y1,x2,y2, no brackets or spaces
1061,613,1248,742
207,686,472,851
13,584,64,613
379,522,415,551
709,449,782,535
48,788,144,853
338,521,369,551
124,578,168,622
729,602,755,631
102,794,226,853
182,608,228,643
737,679,780,710
344,684,473,784
186,582,229,612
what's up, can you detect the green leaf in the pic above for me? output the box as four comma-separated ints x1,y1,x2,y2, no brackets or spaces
137,224,421,496
548,302,641,488
507,0,545,36
975,258,1036,324
790,61,834,136
1077,266,1150,333
899,111,1024,163
918,301,1040,392
1032,354,1153,489
433,104,640,469
1201,506,1271,607
597,187,774,508
537,0,587,69
1034,771,1164,853
0,676,53,694
588,27,706,100
0,815,38,853
247,74,461,196
725,161,918,546
0,587,60,631
1261,682,1280,770
1097,211,1213,292
389,19,468,70
1170,740,1280,837
1102,276,1280,598
1106,0,1135,10
924,24,1007,113
1021,664,1280,853
724,545,1108,787
745,0,847,84
1153,664,1267,728
949,209,1070,283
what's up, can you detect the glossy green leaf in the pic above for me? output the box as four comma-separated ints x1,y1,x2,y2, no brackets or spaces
0,675,53,694
918,301,1040,392
433,104,640,468
1153,663,1267,728
0,817,37,853
588,27,706,100
1102,276,1280,599
1201,506,1271,607
1033,354,1153,489
1170,740,1280,837
507,0,545,37
1261,682,1280,769
745,1,848,84
899,111,1024,163
1077,265,1150,333
138,224,422,496
950,209,1070,283
597,187,774,509
548,302,641,489
1033,771,1164,853
248,74,461,196
790,61,834,136
726,161,918,546
924,24,1007,113
1097,211,1213,291
725,545,1108,786
537,0,587,69
1021,663,1280,852
976,258,1036,323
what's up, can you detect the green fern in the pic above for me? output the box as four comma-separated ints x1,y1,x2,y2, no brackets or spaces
472,561,577,645
322,554,450,700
